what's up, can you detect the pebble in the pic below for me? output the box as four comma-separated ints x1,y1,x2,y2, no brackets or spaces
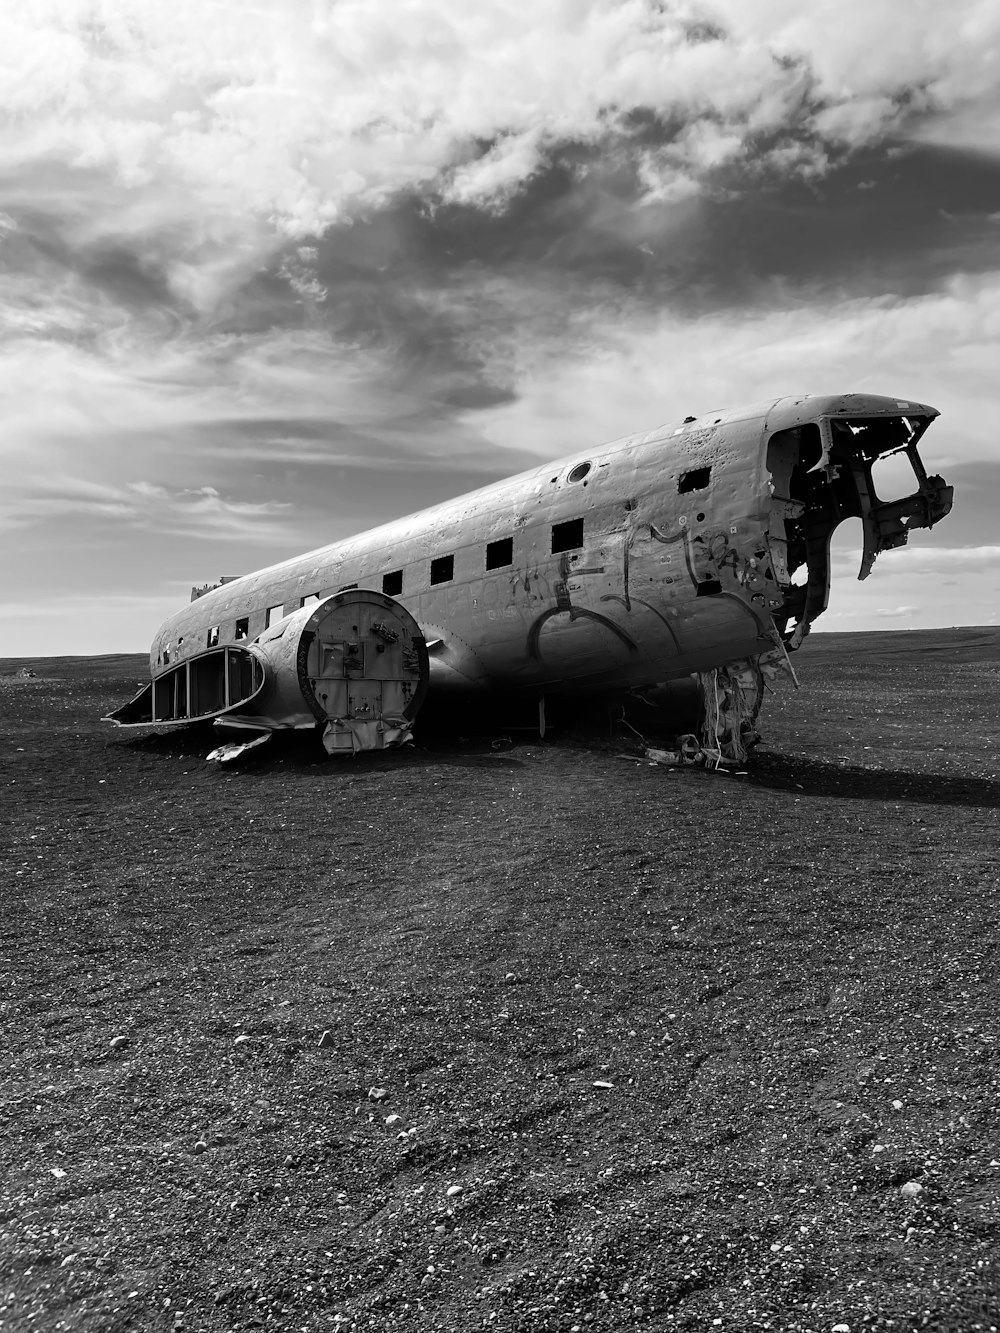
446,1184,463,1197
900,1181,923,1198
318,1030,334,1048
385,1114,401,1126
833,1325,851,1332
193,1140,208,1154
369,1087,389,1101
593,1081,614,1090
109,1036,129,1050
892,1099,904,1111
233,1035,252,1045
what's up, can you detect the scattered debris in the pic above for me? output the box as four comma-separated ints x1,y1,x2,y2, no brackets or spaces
368,1087,389,1101
206,733,272,765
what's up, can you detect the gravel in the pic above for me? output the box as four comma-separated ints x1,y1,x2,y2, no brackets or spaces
1,631,998,1332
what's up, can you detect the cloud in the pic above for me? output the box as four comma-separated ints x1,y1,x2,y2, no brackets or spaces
0,471,295,543
831,544,1000,573
3,0,997,260
470,270,1000,469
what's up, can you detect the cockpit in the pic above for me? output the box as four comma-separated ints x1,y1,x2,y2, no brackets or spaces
765,404,953,647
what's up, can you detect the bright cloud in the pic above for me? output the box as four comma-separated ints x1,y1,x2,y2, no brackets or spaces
3,0,998,251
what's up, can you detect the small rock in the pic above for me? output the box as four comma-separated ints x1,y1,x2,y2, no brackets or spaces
50,1167,66,1179
193,1140,208,1154
446,1184,463,1197
385,1114,401,1126
368,1087,389,1101
900,1180,923,1198
832,1325,851,1332
318,1030,335,1048
233,1035,252,1045
593,1080,614,1090
891,1099,903,1111
109,1035,129,1050
504,973,516,982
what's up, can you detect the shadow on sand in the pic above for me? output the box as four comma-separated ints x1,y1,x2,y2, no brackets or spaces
751,751,1000,809
117,725,524,772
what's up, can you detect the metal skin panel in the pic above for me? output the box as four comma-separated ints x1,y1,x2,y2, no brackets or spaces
133,393,951,714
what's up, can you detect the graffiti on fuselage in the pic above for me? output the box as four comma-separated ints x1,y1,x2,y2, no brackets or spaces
525,552,638,662
524,518,772,664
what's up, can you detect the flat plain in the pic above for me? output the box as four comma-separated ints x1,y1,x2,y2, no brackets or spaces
1,629,999,1333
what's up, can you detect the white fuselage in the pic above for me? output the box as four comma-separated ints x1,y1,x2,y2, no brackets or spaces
148,391,947,698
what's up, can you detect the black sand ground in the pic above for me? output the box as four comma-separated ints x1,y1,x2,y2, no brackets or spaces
1,630,998,1332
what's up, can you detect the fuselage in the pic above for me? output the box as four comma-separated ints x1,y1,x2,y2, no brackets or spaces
146,392,952,701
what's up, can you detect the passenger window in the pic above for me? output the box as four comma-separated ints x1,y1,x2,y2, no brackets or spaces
430,555,454,585
678,466,711,493
551,518,584,554
382,570,403,596
207,626,220,647
234,617,249,641
486,537,513,570
264,604,284,628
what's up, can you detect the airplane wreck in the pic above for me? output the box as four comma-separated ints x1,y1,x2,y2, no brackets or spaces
106,393,953,763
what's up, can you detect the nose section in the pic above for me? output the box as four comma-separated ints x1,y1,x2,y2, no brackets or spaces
766,409,952,647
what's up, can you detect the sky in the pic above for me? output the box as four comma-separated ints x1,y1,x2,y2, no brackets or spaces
3,0,1000,656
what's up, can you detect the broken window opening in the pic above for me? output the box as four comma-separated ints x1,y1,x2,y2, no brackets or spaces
869,448,920,503
678,466,711,494
234,617,249,640
300,593,321,607
264,604,284,629
486,537,513,570
551,518,584,554
430,555,454,585
382,570,403,597
207,626,220,647
696,579,722,597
